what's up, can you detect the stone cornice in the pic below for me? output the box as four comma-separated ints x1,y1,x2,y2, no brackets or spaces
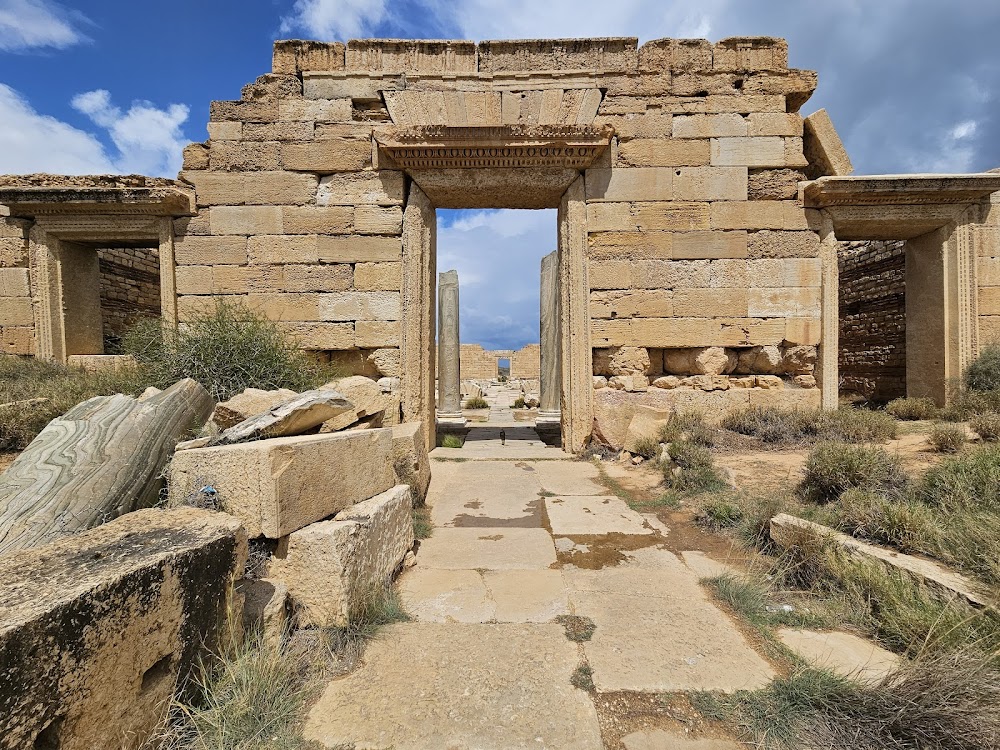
804,174,1000,208
376,125,613,169
0,186,195,219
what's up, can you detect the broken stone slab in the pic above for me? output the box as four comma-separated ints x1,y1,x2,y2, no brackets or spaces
622,404,671,454
377,376,401,393
236,577,289,649
211,387,298,430
622,731,743,750
168,429,395,539
269,485,414,627
320,376,401,432
776,628,900,684
0,507,246,750
391,421,431,503
769,513,992,608
208,388,353,446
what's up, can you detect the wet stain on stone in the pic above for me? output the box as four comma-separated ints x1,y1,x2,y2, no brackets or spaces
514,461,536,472
452,497,543,528
464,501,482,509
554,532,665,570
479,534,504,541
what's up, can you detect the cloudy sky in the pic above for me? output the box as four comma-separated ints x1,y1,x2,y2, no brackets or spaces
2,0,998,348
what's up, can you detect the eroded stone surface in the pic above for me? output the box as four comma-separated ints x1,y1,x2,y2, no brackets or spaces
545,495,653,536
777,628,900,683
304,623,603,750
622,730,743,750
416,527,557,570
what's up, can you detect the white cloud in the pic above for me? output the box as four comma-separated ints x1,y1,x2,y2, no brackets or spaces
0,83,113,173
0,0,87,51
438,208,556,350
279,0,388,40
71,89,190,176
0,84,189,177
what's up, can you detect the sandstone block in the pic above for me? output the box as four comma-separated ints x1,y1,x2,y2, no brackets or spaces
187,171,318,207
784,318,821,346
672,114,747,139
585,168,673,202
182,143,209,170
174,265,214,295
713,37,788,71
651,375,681,389
210,389,354,445
370,348,401,377
803,108,853,179
672,230,749,259
269,485,413,628
590,290,673,319
734,345,783,375
281,206,353,234
282,140,371,172
355,205,403,235
593,346,653,376
782,345,818,375
319,291,400,322
748,113,802,137
0,268,30,297
210,141,282,171
282,263,353,293
318,236,402,263
710,201,810,230
212,387,299,430
278,322,355,349
391,422,431,503
673,288,748,317
279,98,353,122
168,429,394,538
633,259,711,289
209,100,278,121
317,171,405,206
594,375,609,389
174,235,248,265
242,121,314,142
623,405,671,454
639,38,713,72
793,375,817,389
356,320,401,348
248,235,319,264
237,578,289,649
749,287,821,317
321,375,401,430
748,169,806,201
673,166,748,201
273,40,346,74
207,121,242,141
211,206,283,235
0,297,33,326
354,262,401,291
0,508,246,750
608,374,648,392
592,317,785,349
747,230,819,259
0,327,33,355
618,139,711,167
593,111,673,140
749,257,822,287
710,137,787,167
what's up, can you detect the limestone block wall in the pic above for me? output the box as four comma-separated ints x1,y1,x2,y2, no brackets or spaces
98,247,161,351
460,344,503,380
977,193,1000,347
510,343,540,379
0,217,33,355
838,240,906,402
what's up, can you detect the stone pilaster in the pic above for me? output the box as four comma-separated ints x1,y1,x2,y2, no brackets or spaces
436,269,465,426
537,250,561,427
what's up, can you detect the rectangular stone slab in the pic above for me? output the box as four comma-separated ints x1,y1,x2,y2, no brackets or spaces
168,429,395,538
0,508,246,750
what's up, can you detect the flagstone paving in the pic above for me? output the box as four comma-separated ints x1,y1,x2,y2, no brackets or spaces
306,422,780,749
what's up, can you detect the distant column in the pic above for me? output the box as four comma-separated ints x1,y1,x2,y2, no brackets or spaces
437,269,466,426
537,250,561,426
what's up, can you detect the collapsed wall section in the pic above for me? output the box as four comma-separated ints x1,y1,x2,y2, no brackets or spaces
838,240,906,402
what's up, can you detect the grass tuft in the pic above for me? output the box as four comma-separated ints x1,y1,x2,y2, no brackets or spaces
963,344,1000,392
630,435,661,460
663,440,727,495
412,507,433,540
464,395,489,409
722,406,896,446
885,397,939,421
971,411,1000,442
927,422,966,453
439,434,463,449
798,442,907,504
570,663,595,692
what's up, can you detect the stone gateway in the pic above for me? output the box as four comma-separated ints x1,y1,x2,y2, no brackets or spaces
2,37,1000,452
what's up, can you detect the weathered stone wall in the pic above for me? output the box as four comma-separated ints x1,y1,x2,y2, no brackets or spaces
98,247,161,351
459,343,504,380
510,343,540,379
977,192,1000,347
838,239,906,402
0,216,33,355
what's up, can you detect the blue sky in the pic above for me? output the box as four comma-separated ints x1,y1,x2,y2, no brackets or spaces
2,0,999,348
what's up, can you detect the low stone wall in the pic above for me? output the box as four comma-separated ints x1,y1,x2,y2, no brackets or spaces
838,240,906,402
0,507,247,750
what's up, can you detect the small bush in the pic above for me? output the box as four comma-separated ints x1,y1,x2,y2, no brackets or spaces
919,443,1000,511
440,434,463,449
663,440,727,495
630,435,661,461
836,488,940,553
721,406,896,445
963,345,1000,392
464,395,489,409
124,300,333,402
721,405,803,443
697,497,744,529
512,396,526,408
971,412,1000,442
799,442,907,504
885,396,939,421
928,422,966,453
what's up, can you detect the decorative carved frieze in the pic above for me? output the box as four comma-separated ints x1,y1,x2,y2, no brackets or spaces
0,186,194,219
804,175,1000,208
376,125,613,169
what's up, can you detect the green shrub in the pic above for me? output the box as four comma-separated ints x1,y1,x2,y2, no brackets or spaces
630,435,661,461
0,356,150,451
123,300,333,402
440,434,463,449
928,422,966,453
971,412,1000,441
512,396,526,408
656,411,711,444
464,395,489,409
919,443,1000,511
836,488,940,553
963,345,1000,392
663,440,727,495
885,396,939,421
697,497,744,529
799,442,907,504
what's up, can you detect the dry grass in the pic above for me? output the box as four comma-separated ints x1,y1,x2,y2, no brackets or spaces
662,440,727,496
885,397,939,421
798,442,908,504
464,395,489,409
971,412,1000,441
928,422,967,453
721,405,896,446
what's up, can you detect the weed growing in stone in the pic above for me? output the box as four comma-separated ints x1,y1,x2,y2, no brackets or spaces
555,615,596,642
439,434,463,448
464,396,489,409
570,663,595,692
412,507,433,540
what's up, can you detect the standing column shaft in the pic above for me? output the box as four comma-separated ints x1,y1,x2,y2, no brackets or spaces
437,270,464,423
538,250,561,422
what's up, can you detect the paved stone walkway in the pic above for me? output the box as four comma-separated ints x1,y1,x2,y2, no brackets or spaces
305,425,775,749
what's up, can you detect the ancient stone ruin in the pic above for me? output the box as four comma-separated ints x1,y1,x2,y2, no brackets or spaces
1,35,1000,746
